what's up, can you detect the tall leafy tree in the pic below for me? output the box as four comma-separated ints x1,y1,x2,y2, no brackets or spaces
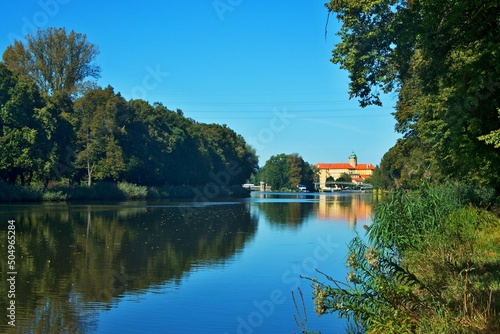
260,154,291,191
326,0,500,189
0,63,47,185
336,173,352,183
193,123,259,185
259,153,313,191
73,86,126,186
288,153,304,188
40,91,77,184
123,100,190,186
2,27,100,96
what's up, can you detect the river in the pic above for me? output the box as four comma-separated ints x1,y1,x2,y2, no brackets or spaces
0,192,374,333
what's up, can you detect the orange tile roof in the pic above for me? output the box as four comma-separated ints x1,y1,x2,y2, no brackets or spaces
315,163,375,170
352,175,371,181
315,163,353,169
355,164,375,170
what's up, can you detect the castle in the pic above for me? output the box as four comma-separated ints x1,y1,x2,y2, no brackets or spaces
314,152,375,185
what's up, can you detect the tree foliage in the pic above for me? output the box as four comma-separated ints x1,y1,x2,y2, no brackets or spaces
0,64,47,185
478,109,500,148
258,153,314,191
336,173,352,183
0,29,258,188
326,0,500,189
73,86,126,185
2,27,100,96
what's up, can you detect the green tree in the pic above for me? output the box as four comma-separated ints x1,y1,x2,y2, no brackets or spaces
258,153,314,191
73,86,126,186
478,109,500,149
122,100,194,186
301,161,316,190
288,153,304,188
2,27,100,96
193,123,258,185
259,154,291,191
336,173,352,183
40,91,77,184
0,63,48,185
326,0,500,189
367,165,387,190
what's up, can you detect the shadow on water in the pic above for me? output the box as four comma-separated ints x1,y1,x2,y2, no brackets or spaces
0,201,257,333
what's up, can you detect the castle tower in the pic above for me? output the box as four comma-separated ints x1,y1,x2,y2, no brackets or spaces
349,152,357,167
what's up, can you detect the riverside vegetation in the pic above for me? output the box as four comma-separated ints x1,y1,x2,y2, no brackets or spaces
0,181,249,202
309,183,500,333
303,0,500,332
0,28,258,200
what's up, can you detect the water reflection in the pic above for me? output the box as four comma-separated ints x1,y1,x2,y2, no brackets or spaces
316,193,374,227
0,194,374,333
250,192,373,229
0,202,257,333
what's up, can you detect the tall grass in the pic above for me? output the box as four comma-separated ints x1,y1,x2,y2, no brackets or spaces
309,183,500,333
0,181,250,202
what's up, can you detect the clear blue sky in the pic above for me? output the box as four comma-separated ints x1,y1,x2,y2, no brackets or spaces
1,0,400,167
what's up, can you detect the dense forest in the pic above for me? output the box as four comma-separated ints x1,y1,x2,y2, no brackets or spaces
326,0,500,191
0,28,258,190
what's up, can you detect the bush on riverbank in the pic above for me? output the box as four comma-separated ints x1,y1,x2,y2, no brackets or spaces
0,181,250,203
310,183,500,333
0,182,43,202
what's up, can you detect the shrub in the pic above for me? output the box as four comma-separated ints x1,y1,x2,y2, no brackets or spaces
0,182,42,202
0,181,251,202
117,182,148,199
41,190,68,201
310,183,500,333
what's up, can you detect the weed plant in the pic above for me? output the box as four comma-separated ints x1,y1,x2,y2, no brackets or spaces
309,183,500,333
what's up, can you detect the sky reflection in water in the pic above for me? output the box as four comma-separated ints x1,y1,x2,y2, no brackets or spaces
0,192,374,333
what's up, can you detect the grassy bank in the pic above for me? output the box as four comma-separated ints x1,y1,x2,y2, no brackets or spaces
0,181,250,203
310,183,500,333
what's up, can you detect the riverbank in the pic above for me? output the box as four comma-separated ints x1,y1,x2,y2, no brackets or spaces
0,181,250,203
311,183,500,333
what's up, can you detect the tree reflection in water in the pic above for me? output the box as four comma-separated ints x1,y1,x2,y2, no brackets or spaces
0,202,257,333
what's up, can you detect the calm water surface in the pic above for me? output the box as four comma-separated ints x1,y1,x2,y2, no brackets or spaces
0,192,374,333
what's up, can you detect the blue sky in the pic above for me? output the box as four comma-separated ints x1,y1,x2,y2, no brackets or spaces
1,0,401,167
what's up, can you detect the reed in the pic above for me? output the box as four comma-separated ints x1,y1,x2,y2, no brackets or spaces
308,183,500,333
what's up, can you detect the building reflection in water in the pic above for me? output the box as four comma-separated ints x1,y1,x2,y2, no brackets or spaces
316,194,373,228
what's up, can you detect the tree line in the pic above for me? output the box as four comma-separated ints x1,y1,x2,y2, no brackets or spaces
251,153,316,191
0,28,258,188
327,0,500,191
